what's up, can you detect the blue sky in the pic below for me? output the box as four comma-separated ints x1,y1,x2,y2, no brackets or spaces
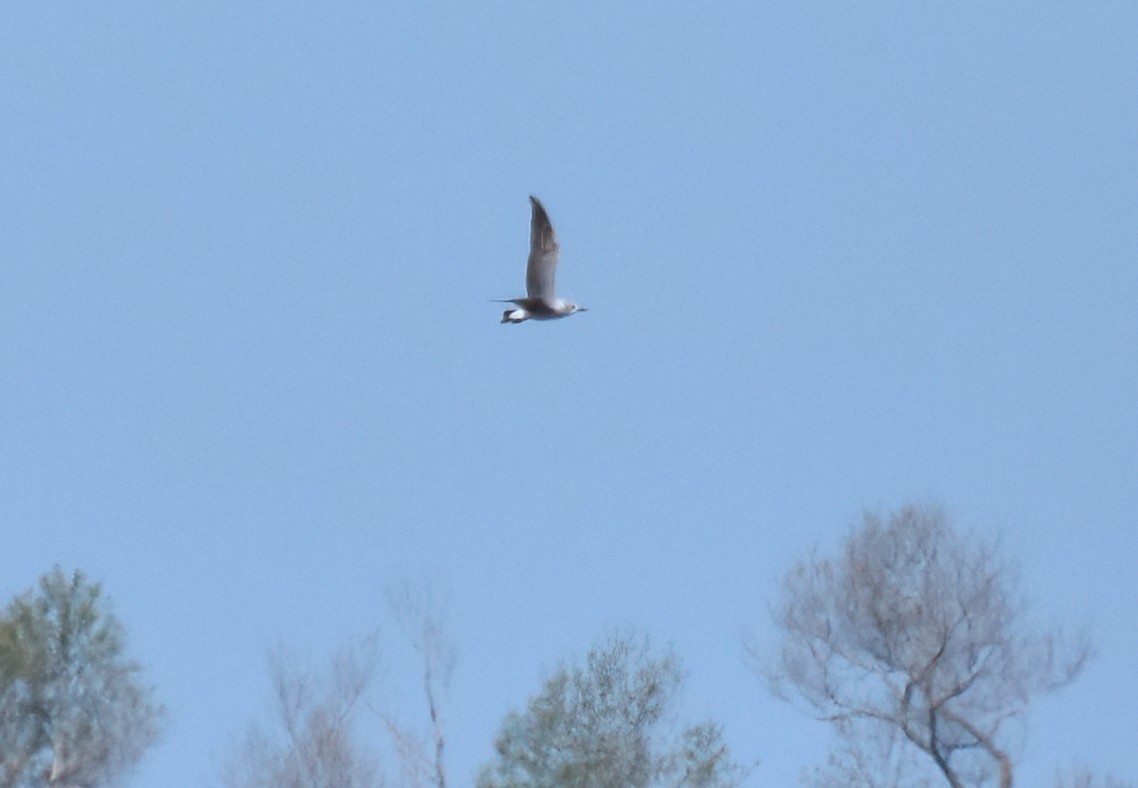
2,1,1136,784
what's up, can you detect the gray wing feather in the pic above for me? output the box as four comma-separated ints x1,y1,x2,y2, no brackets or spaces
526,196,559,303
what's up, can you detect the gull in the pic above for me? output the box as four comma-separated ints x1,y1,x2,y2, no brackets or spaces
498,196,587,324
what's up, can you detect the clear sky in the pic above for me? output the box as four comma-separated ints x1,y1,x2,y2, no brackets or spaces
2,2,1136,784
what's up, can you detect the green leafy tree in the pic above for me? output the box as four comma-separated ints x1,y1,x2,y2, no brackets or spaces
0,567,162,787
763,505,1089,787
478,633,746,788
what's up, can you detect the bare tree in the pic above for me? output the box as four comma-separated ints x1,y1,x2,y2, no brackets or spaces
1053,767,1134,788
761,505,1089,787
223,637,383,788
0,567,162,788
382,583,454,788
225,582,457,788
799,730,935,788
478,632,747,788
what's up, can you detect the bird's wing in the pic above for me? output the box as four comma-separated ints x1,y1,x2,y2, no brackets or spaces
525,195,559,303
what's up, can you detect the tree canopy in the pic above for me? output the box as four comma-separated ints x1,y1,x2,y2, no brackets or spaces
765,505,1089,787
223,639,382,788
0,567,162,788
478,633,746,788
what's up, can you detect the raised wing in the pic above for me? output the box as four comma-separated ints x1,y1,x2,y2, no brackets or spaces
525,195,559,303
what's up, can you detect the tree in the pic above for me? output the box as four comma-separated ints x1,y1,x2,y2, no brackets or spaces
763,505,1089,787
0,567,162,788
382,583,454,788
478,633,746,788
222,638,383,788
1054,768,1134,788
224,584,459,788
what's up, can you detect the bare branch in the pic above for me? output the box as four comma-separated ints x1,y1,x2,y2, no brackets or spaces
224,637,382,788
384,582,454,788
762,505,1091,786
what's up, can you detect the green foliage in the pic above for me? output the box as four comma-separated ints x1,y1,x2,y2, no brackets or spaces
478,634,746,788
674,722,744,788
0,567,162,787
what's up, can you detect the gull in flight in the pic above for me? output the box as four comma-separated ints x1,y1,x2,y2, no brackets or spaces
498,196,586,324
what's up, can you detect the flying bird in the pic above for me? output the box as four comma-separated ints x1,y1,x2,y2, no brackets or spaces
498,196,586,324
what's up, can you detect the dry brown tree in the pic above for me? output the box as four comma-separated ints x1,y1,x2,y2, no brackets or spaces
763,505,1089,787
